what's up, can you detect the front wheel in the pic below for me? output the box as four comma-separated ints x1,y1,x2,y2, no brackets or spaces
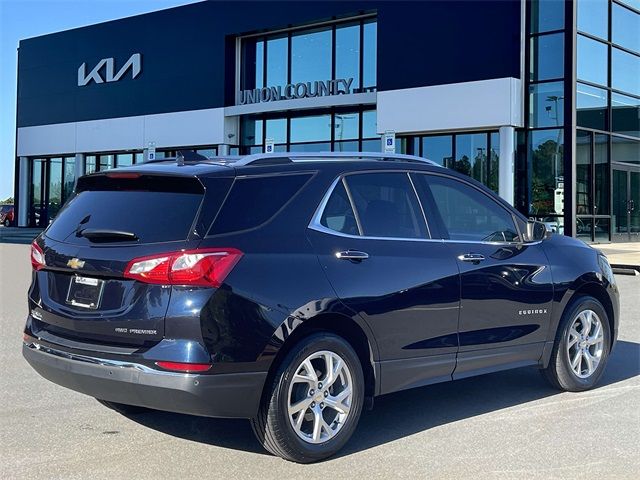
251,333,364,463
543,296,611,392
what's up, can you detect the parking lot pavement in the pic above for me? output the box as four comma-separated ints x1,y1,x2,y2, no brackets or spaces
1,243,638,480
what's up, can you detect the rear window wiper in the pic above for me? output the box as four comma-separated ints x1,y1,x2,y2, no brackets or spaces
76,228,139,243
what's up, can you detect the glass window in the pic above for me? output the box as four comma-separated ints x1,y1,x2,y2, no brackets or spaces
529,82,564,128
529,129,564,216
425,174,520,242
362,110,378,138
345,173,427,238
334,113,359,141
594,218,610,242
63,157,75,203
612,93,640,138
334,140,360,152
320,180,359,235
134,152,144,164
241,38,264,89
361,139,380,152
265,118,287,144
394,137,407,154
116,154,133,167
577,35,609,86
195,148,216,158
530,0,565,33
422,135,453,167
577,0,609,40
255,40,264,88
85,156,96,174
618,0,640,10
241,116,263,146
48,158,63,220
594,134,609,215
612,48,640,96
31,159,44,227
363,20,377,88
336,23,360,88
266,36,288,86
291,27,332,84
576,131,592,215
98,155,114,171
577,83,608,130
289,142,331,152
530,33,564,81
489,132,500,194
454,133,488,185
213,174,312,235
613,3,640,53
47,180,208,245
290,114,331,143
612,135,640,164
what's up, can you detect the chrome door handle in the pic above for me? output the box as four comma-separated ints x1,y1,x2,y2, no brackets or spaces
458,253,485,263
335,250,369,261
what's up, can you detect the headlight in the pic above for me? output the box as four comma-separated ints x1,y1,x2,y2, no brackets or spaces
598,254,615,285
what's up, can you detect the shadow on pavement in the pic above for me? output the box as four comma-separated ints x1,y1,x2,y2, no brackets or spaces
125,340,639,458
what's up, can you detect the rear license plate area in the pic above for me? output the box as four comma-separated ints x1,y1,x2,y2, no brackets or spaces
66,276,105,310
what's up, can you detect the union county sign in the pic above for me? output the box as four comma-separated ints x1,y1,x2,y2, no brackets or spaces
238,78,366,105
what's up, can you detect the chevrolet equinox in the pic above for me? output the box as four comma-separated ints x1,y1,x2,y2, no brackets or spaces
23,152,619,463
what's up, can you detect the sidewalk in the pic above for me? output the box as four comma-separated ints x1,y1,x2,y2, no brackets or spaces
593,242,640,270
0,227,43,244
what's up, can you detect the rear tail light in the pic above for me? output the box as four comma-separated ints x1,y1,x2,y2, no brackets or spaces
124,248,243,287
30,241,46,271
155,361,212,373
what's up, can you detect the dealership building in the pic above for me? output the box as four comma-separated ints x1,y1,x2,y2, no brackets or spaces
12,0,640,242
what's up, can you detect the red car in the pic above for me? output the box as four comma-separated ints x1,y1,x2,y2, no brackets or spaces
0,204,14,227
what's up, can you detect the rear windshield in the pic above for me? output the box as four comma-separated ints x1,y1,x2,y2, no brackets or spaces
46,175,204,244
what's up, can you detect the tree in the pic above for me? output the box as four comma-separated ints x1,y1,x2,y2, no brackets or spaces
1,196,14,204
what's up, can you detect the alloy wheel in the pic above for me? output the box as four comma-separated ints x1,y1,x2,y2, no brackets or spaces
566,309,605,379
287,350,353,444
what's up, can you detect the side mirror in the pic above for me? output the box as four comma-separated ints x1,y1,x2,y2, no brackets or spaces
525,220,550,242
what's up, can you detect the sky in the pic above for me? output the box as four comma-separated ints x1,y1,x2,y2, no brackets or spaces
0,0,201,201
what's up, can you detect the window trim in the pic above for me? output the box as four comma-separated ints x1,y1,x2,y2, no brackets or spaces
309,170,526,245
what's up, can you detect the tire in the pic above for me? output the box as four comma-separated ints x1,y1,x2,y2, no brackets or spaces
96,399,151,415
250,332,364,463
543,295,611,392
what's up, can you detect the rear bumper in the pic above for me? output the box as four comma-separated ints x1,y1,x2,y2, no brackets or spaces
23,342,267,419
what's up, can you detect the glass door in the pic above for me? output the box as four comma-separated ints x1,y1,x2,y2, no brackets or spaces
613,166,640,242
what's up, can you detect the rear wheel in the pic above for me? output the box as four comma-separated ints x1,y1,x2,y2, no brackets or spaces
251,333,364,463
543,296,611,392
96,399,151,415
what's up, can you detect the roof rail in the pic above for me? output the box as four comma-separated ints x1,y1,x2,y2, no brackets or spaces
234,151,441,167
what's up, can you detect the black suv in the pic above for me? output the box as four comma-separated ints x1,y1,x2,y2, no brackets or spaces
23,152,619,463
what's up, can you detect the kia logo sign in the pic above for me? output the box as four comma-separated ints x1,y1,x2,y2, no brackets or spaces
77,53,142,86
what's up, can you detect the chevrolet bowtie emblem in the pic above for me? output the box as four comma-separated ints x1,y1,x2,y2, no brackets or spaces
67,258,85,269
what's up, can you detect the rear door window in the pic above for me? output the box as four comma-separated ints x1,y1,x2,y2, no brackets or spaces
343,172,428,239
46,175,209,244
209,173,312,235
